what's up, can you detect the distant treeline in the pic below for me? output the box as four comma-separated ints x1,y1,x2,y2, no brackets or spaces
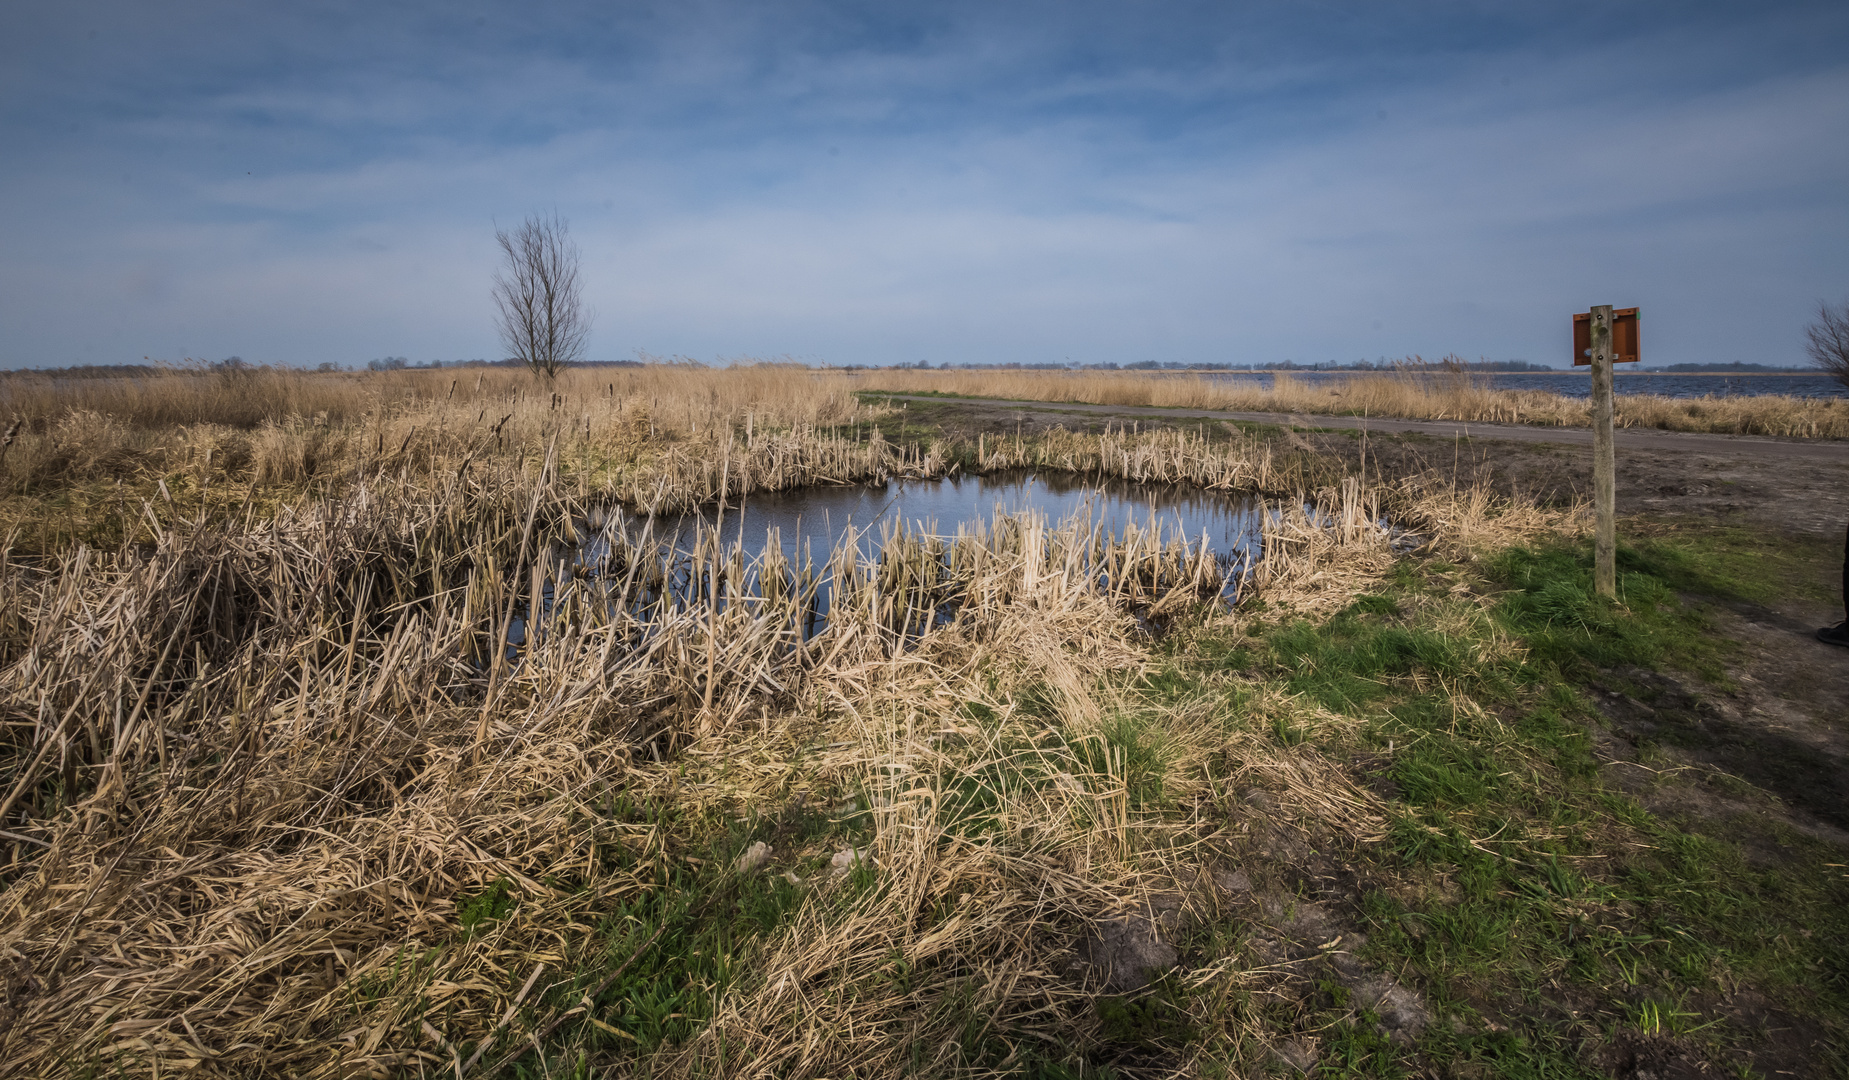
5,357,649,377
4,363,168,379
8,357,1817,379
365,357,645,371
1635,362,1811,373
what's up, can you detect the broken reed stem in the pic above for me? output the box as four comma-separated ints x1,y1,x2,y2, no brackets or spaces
703,448,729,730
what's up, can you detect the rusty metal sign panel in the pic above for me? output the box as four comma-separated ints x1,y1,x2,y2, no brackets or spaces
1573,307,1640,365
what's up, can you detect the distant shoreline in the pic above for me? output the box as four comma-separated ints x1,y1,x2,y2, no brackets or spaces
1149,369,1823,376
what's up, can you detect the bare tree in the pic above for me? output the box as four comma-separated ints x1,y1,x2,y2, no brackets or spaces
1806,297,1849,390
491,213,590,382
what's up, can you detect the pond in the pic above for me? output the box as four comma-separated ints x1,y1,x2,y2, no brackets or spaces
632,469,1264,581
512,471,1268,648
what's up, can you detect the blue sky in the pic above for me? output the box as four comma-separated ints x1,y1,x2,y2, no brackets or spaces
2,0,1845,369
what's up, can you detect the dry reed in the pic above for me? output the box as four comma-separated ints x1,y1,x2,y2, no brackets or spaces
852,366,1849,438
0,366,1582,1076
0,364,868,494
0,448,1236,1075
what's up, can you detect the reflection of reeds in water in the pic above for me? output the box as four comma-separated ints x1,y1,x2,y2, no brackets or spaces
627,419,1294,519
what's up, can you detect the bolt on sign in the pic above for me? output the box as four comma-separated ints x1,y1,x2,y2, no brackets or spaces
1573,307,1640,365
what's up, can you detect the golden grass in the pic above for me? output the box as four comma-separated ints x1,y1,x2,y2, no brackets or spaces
0,446,1235,1075
0,364,868,493
0,364,1333,557
646,615,1406,1078
0,363,861,434
851,366,1849,438
0,361,1588,1076
645,477,1538,1078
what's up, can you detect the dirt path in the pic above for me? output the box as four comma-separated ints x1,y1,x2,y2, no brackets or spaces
883,393,1849,540
1595,594,1849,837
875,393,1849,464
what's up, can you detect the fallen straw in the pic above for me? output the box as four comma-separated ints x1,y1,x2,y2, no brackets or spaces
459,961,547,1074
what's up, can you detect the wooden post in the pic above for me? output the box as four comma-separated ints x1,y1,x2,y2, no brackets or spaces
1589,304,1616,597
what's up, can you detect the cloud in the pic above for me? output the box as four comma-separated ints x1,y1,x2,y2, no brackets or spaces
1,0,1845,368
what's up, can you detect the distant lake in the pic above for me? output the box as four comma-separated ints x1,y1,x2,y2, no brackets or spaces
1201,371,1848,400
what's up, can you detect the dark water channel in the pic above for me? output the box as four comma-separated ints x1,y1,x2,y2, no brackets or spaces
511,472,1266,649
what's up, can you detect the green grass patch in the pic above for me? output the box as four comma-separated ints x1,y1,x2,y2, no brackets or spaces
456,877,518,936
1487,542,1733,681
492,800,858,1074
1126,523,1849,1075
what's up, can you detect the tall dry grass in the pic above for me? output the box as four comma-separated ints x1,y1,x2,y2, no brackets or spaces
0,363,860,436
0,445,1238,1075
0,357,1588,1076
0,364,870,499
0,365,379,431
0,461,1533,1077
0,363,1333,559
852,366,1849,438
651,471,1553,1078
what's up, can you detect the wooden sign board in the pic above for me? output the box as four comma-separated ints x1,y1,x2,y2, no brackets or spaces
1573,307,1639,365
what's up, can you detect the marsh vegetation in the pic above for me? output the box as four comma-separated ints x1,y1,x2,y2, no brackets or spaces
0,365,1843,1077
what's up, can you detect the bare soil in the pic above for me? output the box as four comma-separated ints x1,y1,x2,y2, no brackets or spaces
1595,602,1849,839
882,394,1849,538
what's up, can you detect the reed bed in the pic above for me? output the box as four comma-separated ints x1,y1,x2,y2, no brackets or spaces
0,447,1239,1076
0,371,1311,556
852,366,1849,438
0,460,1547,1076
0,364,861,436
630,419,1302,521
0,357,1587,1076
972,422,1287,491
5,363,1843,509
0,364,868,494
650,480,1467,1079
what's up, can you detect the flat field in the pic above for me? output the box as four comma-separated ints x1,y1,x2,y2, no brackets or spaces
1,366,1845,1079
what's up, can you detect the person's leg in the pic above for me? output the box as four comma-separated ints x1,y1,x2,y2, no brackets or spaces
1823,523,1849,646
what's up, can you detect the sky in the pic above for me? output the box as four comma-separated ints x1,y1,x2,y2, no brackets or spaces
1,0,1846,370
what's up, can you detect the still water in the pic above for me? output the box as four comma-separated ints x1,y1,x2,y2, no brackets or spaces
521,473,1268,646
633,470,1265,572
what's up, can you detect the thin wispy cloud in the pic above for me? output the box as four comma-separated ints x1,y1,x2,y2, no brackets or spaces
1,0,1844,368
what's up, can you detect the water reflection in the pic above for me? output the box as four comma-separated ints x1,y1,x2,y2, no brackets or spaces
511,472,1265,650
636,470,1264,570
